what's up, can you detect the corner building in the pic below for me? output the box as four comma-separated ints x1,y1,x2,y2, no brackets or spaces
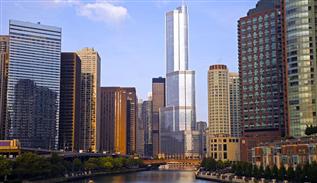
238,0,288,161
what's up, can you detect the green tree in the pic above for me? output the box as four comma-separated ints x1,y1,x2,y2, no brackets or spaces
258,165,264,178
264,166,272,179
294,166,302,182
278,165,286,180
104,161,113,170
0,157,12,181
286,166,295,181
272,165,279,179
252,165,259,178
73,158,82,171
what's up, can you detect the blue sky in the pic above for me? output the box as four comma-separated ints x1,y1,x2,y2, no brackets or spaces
1,0,257,122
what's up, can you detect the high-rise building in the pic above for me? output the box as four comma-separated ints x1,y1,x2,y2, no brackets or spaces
152,77,165,157
285,0,317,137
238,0,287,161
229,73,240,137
142,99,153,157
124,88,137,155
196,121,207,158
77,48,100,152
207,65,240,161
99,87,137,155
208,65,230,136
6,20,61,149
161,5,196,158
59,53,81,151
0,36,9,140
136,99,144,156
99,87,127,155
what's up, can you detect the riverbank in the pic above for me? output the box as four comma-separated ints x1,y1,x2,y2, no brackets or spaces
195,172,289,183
28,168,148,183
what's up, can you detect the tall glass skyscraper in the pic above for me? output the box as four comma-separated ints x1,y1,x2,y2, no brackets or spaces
6,20,61,149
160,5,196,158
285,0,317,137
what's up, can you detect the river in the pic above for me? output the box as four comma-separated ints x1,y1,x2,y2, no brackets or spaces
69,170,215,183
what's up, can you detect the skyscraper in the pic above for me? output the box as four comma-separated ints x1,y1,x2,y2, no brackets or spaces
161,5,196,158
99,87,127,155
152,77,165,157
285,0,317,137
196,121,207,158
77,48,100,152
208,65,230,136
124,88,137,155
6,20,61,149
238,0,287,161
99,87,137,155
0,36,9,140
136,99,145,156
229,73,240,137
59,53,81,151
142,99,153,157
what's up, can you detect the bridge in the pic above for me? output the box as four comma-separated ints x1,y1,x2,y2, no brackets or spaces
143,159,201,166
143,159,201,170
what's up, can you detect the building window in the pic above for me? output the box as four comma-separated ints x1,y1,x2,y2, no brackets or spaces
224,152,227,159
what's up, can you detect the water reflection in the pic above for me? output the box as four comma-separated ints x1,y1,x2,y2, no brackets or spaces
70,170,212,183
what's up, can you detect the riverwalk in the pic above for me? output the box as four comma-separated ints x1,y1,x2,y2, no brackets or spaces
196,172,290,183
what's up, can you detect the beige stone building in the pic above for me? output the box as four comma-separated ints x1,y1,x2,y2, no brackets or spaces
208,135,240,161
77,48,100,152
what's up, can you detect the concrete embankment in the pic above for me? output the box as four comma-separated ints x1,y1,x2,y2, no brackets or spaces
26,168,148,183
196,173,289,183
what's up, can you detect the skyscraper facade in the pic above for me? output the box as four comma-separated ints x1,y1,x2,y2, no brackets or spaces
208,65,230,136
238,0,287,161
285,0,317,137
77,48,100,152
99,87,127,155
229,73,241,137
6,20,61,149
136,100,145,156
196,121,207,158
0,36,9,140
59,53,81,151
142,99,153,156
124,88,137,155
161,5,196,158
152,77,165,157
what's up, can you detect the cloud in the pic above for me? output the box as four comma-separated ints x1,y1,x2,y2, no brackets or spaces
49,0,128,25
77,1,128,24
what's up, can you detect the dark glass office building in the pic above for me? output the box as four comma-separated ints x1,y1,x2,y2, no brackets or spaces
151,77,165,157
238,0,287,161
6,20,61,149
59,53,81,151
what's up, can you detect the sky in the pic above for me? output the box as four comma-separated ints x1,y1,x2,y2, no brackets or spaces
1,0,258,122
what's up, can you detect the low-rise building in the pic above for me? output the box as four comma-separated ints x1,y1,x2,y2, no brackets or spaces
207,135,240,161
252,137,317,168
0,139,21,157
